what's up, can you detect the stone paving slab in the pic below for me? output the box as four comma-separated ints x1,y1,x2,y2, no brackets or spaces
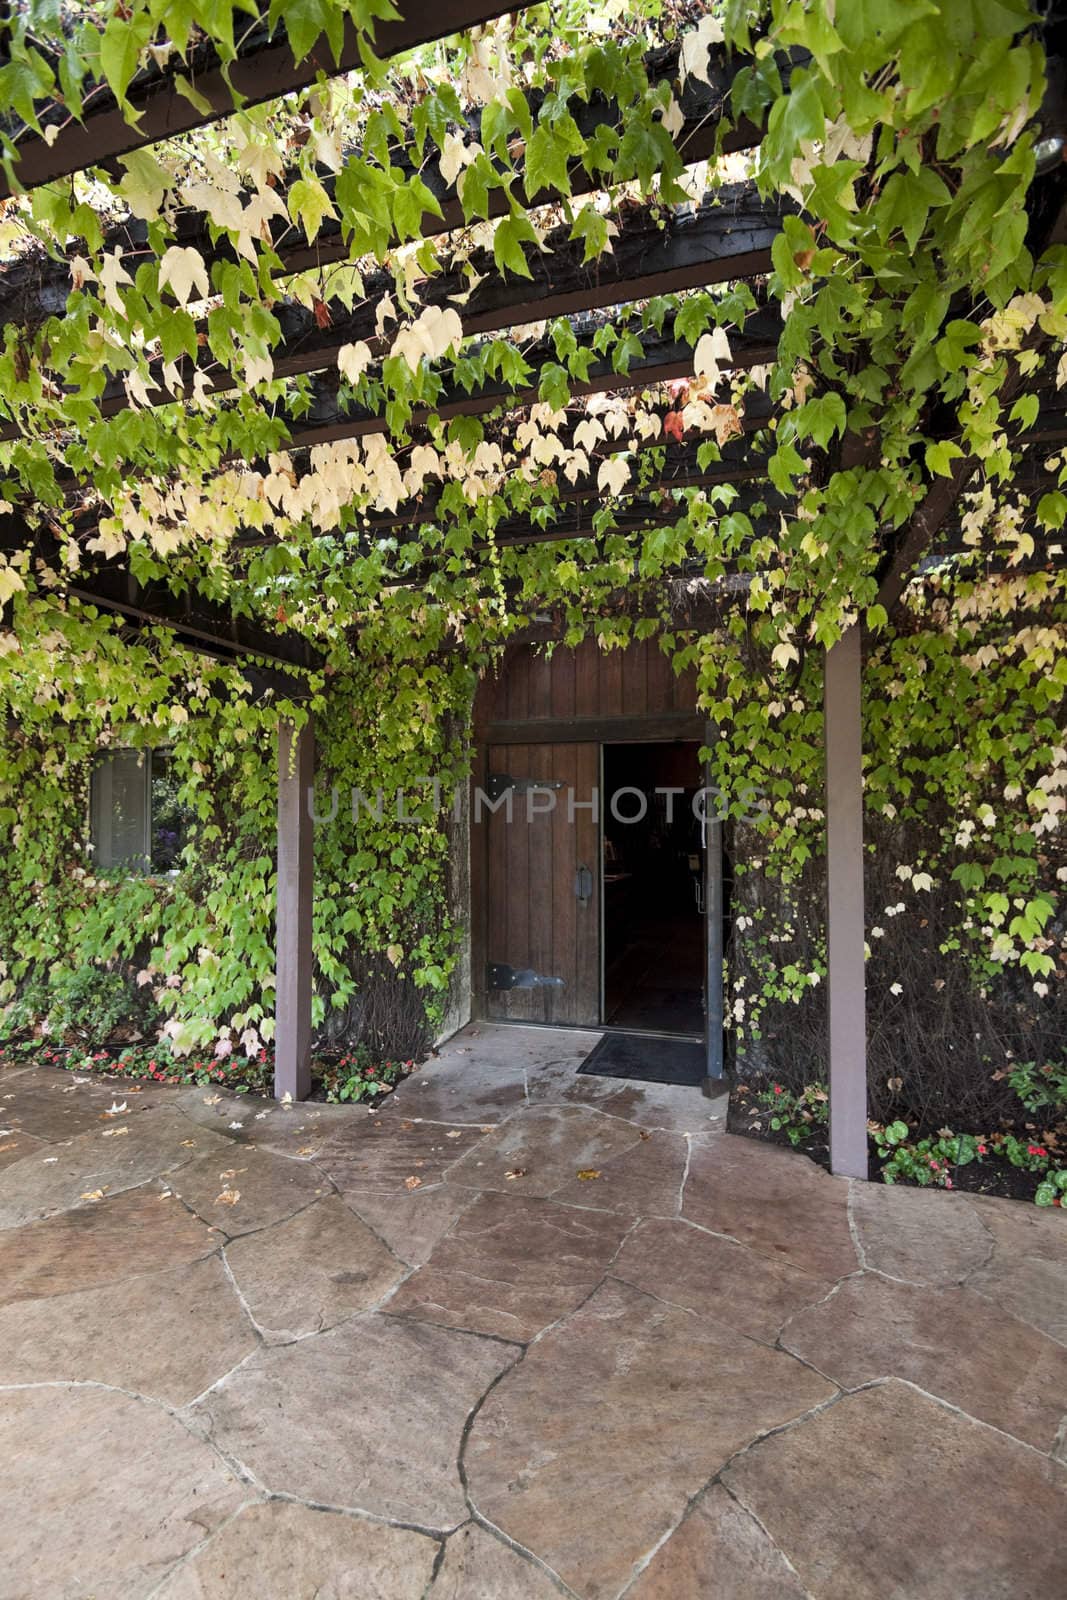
526,1056,730,1135
0,1127,48,1168
225,1193,404,1338
162,1143,331,1236
342,1183,478,1266
626,1483,809,1600
782,1272,1067,1453
433,1523,564,1598
850,1180,992,1285
153,1501,438,1599
0,1254,257,1406
724,1380,1067,1599
0,1106,234,1229
193,1312,518,1531
550,1129,690,1215
444,1103,644,1197
0,1384,248,1598
683,1133,858,1280
0,1183,217,1305
317,1115,487,1194
612,1215,836,1344
0,1066,176,1139
465,1277,836,1600
964,1194,1067,1345
385,1189,632,1340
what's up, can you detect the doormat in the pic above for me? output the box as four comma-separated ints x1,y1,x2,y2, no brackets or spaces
577,1032,707,1087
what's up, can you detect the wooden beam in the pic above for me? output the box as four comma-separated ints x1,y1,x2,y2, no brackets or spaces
275,715,315,1102
823,624,868,1180
484,712,706,744
282,320,780,453
0,512,320,672
0,40,788,317
1,1,522,198
5,192,785,444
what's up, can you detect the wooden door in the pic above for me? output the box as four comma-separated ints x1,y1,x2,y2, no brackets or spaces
482,742,600,1025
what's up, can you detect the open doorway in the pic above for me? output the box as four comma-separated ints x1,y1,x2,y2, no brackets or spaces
602,741,705,1035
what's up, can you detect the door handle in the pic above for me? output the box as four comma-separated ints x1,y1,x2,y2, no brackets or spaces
575,864,593,905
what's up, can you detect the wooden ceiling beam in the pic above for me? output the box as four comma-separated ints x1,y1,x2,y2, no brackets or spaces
0,1,526,198
0,40,790,323
0,188,786,445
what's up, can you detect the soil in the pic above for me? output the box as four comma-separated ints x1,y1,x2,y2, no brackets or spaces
728,1092,1058,1207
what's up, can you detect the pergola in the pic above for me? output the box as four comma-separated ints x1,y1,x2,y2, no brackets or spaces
0,2,1063,1178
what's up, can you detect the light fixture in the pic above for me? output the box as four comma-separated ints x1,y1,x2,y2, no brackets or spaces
1034,132,1066,172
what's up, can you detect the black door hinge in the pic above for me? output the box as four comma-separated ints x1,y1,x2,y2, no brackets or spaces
488,963,565,990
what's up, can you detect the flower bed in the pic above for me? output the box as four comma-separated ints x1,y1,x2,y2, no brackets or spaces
732,1061,1067,1208
0,1038,416,1106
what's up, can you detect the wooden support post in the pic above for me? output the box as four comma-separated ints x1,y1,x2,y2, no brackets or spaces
824,626,869,1179
275,715,314,1102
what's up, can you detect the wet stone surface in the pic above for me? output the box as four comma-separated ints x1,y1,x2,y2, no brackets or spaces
1,1023,1065,1598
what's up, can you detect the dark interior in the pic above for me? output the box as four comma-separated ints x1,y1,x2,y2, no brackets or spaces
602,741,705,1035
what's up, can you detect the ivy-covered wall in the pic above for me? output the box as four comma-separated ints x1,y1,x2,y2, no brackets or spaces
0,568,1063,1117
0,611,477,1062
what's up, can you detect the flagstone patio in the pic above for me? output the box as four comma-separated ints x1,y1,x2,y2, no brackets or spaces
1,1022,1065,1599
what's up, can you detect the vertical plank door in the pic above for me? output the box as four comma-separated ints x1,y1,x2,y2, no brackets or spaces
481,742,600,1025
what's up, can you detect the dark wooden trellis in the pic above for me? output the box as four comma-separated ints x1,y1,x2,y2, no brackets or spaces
0,4,1063,1168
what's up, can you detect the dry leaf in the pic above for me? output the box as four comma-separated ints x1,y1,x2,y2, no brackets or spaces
0,1140,18,1153
79,1187,109,1202
639,1130,652,1141
297,1146,316,1156
214,1188,241,1206
576,1169,601,1181
102,1126,130,1139
446,1130,462,1139
203,1094,222,1106
504,1168,527,1181
404,1175,423,1190
180,1138,196,1148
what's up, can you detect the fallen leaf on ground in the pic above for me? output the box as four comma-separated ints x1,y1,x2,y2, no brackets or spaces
103,1100,128,1117
505,1168,527,1181
639,1130,652,1141
180,1138,196,1147
404,1175,422,1190
203,1094,222,1105
576,1169,601,1181
0,1140,18,1153
80,1187,109,1202
214,1188,241,1206
42,1156,58,1164
101,1126,130,1139
228,1120,244,1129
297,1145,316,1156
446,1130,462,1139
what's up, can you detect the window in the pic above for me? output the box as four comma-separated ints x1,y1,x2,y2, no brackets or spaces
90,750,190,873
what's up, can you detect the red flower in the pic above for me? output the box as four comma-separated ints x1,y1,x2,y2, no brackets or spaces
1028,1145,1048,1157
977,1143,988,1155
773,1084,783,1095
